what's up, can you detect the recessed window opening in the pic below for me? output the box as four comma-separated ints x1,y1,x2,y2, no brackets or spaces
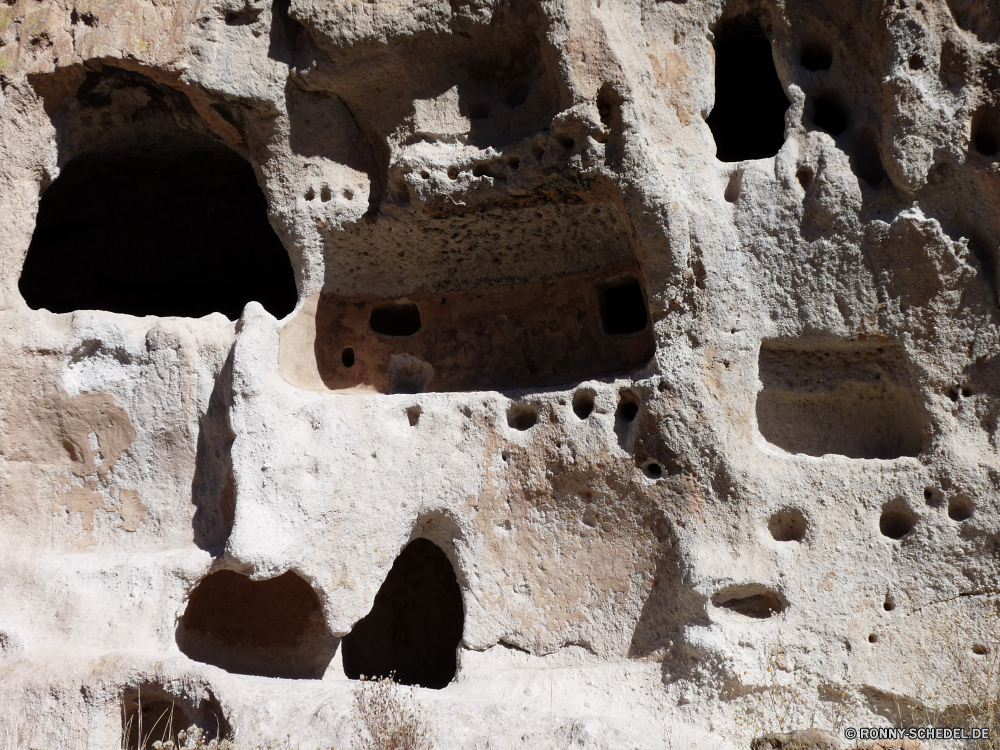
813,97,848,136
176,570,337,679
343,538,464,689
600,278,649,335
121,685,229,750
19,137,297,320
800,43,833,71
851,125,886,187
369,302,422,337
341,347,355,367
711,585,787,619
706,15,790,162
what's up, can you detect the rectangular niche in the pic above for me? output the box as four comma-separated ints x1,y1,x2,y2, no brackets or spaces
756,339,925,459
280,265,655,394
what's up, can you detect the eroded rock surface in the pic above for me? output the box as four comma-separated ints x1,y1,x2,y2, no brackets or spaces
1,0,999,747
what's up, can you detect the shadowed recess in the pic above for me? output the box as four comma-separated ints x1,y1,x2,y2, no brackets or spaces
121,684,230,750
756,340,925,459
707,15,790,162
343,538,464,689
19,136,297,320
177,570,338,679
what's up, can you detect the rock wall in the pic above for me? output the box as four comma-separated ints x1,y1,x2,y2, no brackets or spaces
1,0,999,747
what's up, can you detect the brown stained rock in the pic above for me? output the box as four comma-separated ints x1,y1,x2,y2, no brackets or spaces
752,730,842,750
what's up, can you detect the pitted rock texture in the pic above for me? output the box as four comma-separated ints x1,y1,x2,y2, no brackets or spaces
1,0,1000,748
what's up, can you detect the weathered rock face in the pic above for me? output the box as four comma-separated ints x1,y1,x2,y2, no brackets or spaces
1,0,1000,747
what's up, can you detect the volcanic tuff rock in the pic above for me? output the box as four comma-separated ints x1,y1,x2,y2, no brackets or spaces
1,0,999,747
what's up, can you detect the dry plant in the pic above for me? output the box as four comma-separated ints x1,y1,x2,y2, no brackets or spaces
351,675,432,750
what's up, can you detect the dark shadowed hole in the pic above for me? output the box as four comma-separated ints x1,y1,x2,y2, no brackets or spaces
600,278,649,335
973,644,989,656
343,538,464,689
768,509,806,542
813,97,847,136
19,139,297,320
572,389,595,419
711,585,787,619
706,17,790,162
341,347,355,367
974,129,1000,156
177,570,337,679
851,125,885,187
880,501,916,539
507,403,538,431
925,487,943,507
406,405,421,427
616,394,639,422
883,593,895,612
796,166,814,189
801,43,832,71
948,494,974,522
908,53,925,70
122,685,229,750
972,106,1000,156
869,633,878,643
369,302,421,336
642,461,663,479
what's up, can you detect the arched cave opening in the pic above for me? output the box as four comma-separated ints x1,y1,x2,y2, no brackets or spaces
121,684,230,750
19,134,297,320
176,570,337,679
706,15,790,162
342,538,464,689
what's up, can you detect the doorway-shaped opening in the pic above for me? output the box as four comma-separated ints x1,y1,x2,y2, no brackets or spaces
707,15,790,162
19,134,297,320
343,538,464,689
176,570,337,679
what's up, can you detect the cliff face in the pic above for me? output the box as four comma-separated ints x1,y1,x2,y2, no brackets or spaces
1,0,999,747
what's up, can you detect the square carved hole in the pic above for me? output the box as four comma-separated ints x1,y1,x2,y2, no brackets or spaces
756,340,925,459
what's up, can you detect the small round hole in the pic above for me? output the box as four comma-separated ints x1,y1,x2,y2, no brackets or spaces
556,135,575,149
572,389,595,420
341,347,355,367
908,53,924,70
304,187,315,201
880,501,916,539
447,166,459,180
320,186,331,202
420,170,430,180
507,403,538,431
962,385,974,398
869,633,878,644
883,593,896,612
947,385,960,402
643,461,663,479
796,166,814,189
768,509,806,542
948,494,974,522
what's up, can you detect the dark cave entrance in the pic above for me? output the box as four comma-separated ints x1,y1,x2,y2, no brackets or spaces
342,538,464,689
707,16,790,162
19,135,297,320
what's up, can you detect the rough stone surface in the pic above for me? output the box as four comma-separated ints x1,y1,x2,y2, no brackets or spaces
1,0,1000,748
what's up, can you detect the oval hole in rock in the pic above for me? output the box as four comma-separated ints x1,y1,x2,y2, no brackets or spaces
724,170,743,203
813,97,848,136
768,509,806,542
883,593,896,612
973,644,990,656
711,585,787,619
369,302,421,337
342,538,464,689
572,389,595,419
880,500,916,539
706,15,790,162
615,392,639,422
507,403,538,431
341,347,355,367
642,460,663,479
176,570,337,679
948,494,974,522
869,633,878,643
19,134,297,320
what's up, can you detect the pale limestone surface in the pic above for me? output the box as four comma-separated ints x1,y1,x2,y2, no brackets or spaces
1,0,1000,748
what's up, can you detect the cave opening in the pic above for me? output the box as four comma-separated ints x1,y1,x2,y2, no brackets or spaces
342,538,464,689
706,15,790,162
19,134,297,320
